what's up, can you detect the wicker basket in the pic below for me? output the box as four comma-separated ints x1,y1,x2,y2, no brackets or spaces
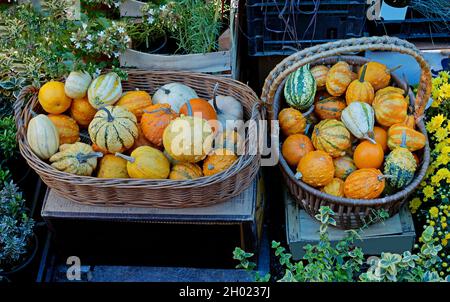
15,70,263,208
261,36,432,229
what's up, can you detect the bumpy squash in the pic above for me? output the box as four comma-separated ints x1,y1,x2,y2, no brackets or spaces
345,65,374,105
341,101,376,144
321,178,345,197
141,103,178,147
372,90,408,127
39,81,72,114
64,71,92,99
70,97,97,128
153,82,198,112
87,72,122,109
295,150,334,187
203,148,238,176
344,168,385,199
333,155,357,180
97,154,129,178
314,96,346,120
358,62,400,91
116,90,152,121
88,106,139,153
27,114,60,160
278,108,306,136
312,119,351,158
373,126,388,152
169,162,203,180
49,142,103,176
353,141,384,169
284,64,316,111
48,114,80,145
116,146,170,179
179,98,218,133
387,124,426,152
375,86,405,98
384,142,417,189
310,65,329,90
214,130,244,155
282,134,314,167
326,61,353,97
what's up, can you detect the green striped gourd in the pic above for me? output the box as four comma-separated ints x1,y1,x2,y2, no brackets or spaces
64,71,92,99
27,114,60,160
341,101,376,144
88,72,122,109
311,119,351,158
284,64,316,111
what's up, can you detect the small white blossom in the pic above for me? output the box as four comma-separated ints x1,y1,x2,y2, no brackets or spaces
98,31,105,38
86,34,92,40
114,1,120,8
113,52,120,58
70,37,76,42
124,35,131,43
117,27,125,34
75,42,81,49
147,16,155,24
82,23,87,30
86,42,93,50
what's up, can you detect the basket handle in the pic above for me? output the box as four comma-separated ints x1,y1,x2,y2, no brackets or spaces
14,85,38,131
261,36,432,121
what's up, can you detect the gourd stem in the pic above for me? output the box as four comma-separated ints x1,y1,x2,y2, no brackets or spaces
100,107,114,122
212,83,222,114
400,130,407,149
364,134,377,145
115,152,135,163
359,64,368,83
76,152,103,164
185,100,193,116
303,105,314,117
379,175,394,181
162,88,171,95
294,172,302,180
388,65,402,73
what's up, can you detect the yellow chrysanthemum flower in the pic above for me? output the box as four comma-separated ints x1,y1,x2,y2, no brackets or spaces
435,127,449,142
409,197,422,214
430,207,439,219
427,114,446,133
423,185,435,200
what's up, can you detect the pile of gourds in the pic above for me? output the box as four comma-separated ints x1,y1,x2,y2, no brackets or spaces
280,61,426,200
27,71,245,180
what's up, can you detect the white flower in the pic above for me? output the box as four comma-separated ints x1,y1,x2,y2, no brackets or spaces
98,31,105,38
124,35,131,43
113,52,120,58
82,23,87,30
70,37,76,42
86,34,92,40
75,42,81,49
94,68,102,77
117,27,125,34
147,16,155,24
147,8,155,15
86,42,93,50
114,1,120,8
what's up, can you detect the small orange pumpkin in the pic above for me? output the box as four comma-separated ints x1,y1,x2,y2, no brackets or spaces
333,156,357,180
282,134,314,167
48,114,80,145
203,148,238,176
311,119,351,158
295,150,334,187
38,81,72,114
116,90,152,121
278,108,306,136
129,126,158,152
169,162,203,180
375,86,405,98
141,103,179,147
353,141,384,169
372,90,408,127
310,65,329,90
70,97,97,128
321,178,345,197
344,168,386,199
326,62,353,97
345,65,375,105
179,98,218,133
314,96,346,120
387,124,426,152
92,143,125,155
373,126,388,152
358,62,401,91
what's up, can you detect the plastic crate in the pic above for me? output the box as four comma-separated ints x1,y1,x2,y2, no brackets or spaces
246,0,367,56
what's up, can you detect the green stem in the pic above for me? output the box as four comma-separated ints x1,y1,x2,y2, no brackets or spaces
76,152,103,164
100,107,114,122
115,152,135,163
359,64,368,83
212,82,222,114
388,65,402,73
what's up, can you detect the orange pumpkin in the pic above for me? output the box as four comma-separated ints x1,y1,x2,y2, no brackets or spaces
321,178,345,197
333,155,357,180
129,126,158,152
344,168,386,199
141,103,179,147
38,81,72,114
282,134,314,167
278,108,306,136
47,114,80,145
169,162,203,180
372,90,408,127
116,90,152,121
387,124,426,152
314,96,346,120
358,62,400,91
353,141,384,169
70,97,97,128
345,65,375,105
326,62,353,97
373,126,388,152
310,65,329,90
179,98,218,133
203,148,238,176
295,150,334,187
375,86,405,98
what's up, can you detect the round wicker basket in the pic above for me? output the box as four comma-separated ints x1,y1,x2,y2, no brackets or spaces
15,70,263,208
262,37,432,229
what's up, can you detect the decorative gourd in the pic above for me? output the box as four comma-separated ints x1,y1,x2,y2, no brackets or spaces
92,143,125,155
48,114,80,145
115,146,170,179
203,148,238,176
375,86,405,98
314,96,346,120
344,168,386,199
284,64,316,111
169,162,203,180
358,62,401,91
387,124,426,152
310,65,329,90
97,154,129,178
208,83,244,132
295,150,334,187
70,97,97,128
27,114,60,160
64,71,92,99
353,141,384,169
214,130,244,154
333,156,357,180
38,81,72,114
141,104,178,147
278,108,306,136
153,82,198,112
163,108,214,163
372,90,408,127
402,115,415,129
179,98,218,133
383,133,417,189
321,178,345,197
341,101,376,144
88,106,138,153
130,127,157,152
87,72,122,109
345,65,375,105
373,126,388,152
163,150,179,165
311,119,351,158
282,134,314,167
49,142,103,176
116,90,152,121
326,61,353,96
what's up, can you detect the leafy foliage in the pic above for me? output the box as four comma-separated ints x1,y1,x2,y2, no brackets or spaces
0,116,17,162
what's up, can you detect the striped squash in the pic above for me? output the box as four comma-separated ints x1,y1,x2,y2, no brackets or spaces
312,119,351,158
326,61,353,96
314,96,346,120
88,72,122,109
375,86,405,98
116,90,152,121
387,124,426,152
64,71,92,99
372,90,408,127
27,114,60,160
284,64,316,111
88,106,139,153
341,101,376,144
310,65,329,90
48,114,80,145
384,146,417,189
344,168,385,199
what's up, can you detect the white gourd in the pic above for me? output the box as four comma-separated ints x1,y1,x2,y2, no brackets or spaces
64,71,92,99
152,83,198,112
87,72,122,109
208,83,244,132
27,114,60,160
341,101,376,144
